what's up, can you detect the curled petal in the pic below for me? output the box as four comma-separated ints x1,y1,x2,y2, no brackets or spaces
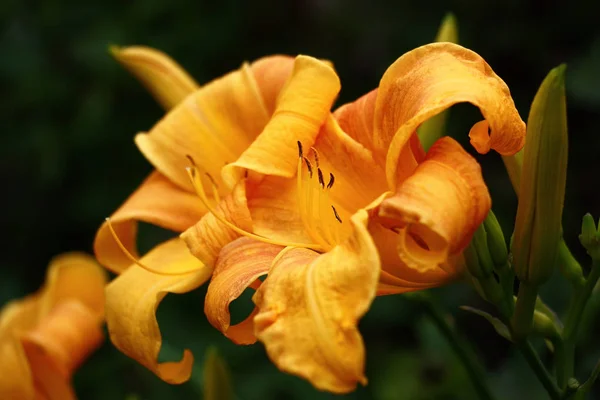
181,180,252,268
222,56,341,186
205,238,283,344
378,137,490,273
374,43,525,188
94,171,206,273
41,252,107,317
253,210,379,393
250,55,296,115
135,61,273,192
22,301,104,378
0,298,38,400
105,238,211,384
110,46,199,110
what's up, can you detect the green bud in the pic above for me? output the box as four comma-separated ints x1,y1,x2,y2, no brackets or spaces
483,210,508,268
558,237,585,286
532,308,561,339
203,347,233,400
469,223,495,278
580,213,600,260
435,12,458,43
417,12,458,150
512,64,568,285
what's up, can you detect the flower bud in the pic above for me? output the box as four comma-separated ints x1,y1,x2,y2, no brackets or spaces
483,210,508,268
512,64,568,285
580,213,600,260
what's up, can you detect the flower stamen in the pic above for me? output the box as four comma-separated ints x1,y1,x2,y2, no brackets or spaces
186,158,326,252
105,217,201,275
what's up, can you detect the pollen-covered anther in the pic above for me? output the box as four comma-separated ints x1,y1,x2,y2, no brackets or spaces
317,168,325,188
186,159,325,252
332,206,342,223
327,173,335,189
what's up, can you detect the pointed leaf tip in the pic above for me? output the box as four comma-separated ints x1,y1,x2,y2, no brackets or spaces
203,347,233,400
436,12,459,43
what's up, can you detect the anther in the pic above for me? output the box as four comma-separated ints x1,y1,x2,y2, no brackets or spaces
186,154,197,167
297,141,303,158
332,206,342,223
326,173,335,189
205,172,218,189
311,147,320,168
304,157,313,177
317,168,325,188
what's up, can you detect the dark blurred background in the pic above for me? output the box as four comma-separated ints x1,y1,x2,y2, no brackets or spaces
2,0,600,399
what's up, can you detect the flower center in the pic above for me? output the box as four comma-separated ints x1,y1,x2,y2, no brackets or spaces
296,141,346,252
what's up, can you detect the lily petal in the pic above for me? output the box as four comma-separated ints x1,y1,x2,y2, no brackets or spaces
222,55,341,186
378,137,491,273
250,55,296,116
22,301,104,378
253,210,379,393
41,252,107,317
105,238,211,384
205,237,283,344
94,171,206,273
0,298,38,400
333,89,378,153
110,46,200,110
182,179,252,268
247,176,312,244
135,56,293,192
314,116,388,213
374,43,525,188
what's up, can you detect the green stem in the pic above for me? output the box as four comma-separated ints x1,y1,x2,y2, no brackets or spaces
561,259,600,388
512,282,539,339
517,341,562,400
417,294,496,400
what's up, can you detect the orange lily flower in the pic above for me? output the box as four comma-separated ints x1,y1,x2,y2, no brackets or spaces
0,253,106,400
94,47,341,383
179,43,526,392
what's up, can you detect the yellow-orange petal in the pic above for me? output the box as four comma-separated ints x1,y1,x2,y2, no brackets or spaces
314,116,388,213
253,210,379,393
0,297,38,400
378,137,490,273
105,238,211,384
334,89,378,154
21,338,76,400
222,55,341,186
40,253,107,318
205,238,283,345
181,179,252,268
250,55,296,116
374,43,525,188
110,46,200,110
94,171,206,274
134,58,277,193
22,301,104,379
247,175,312,244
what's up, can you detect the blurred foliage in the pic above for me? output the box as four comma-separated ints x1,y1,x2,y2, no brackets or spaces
1,0,600,399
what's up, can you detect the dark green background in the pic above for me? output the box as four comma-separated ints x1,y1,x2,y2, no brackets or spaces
1,0,599,399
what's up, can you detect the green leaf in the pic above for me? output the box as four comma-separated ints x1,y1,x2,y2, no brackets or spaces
203,347,233,400
460,306,512,341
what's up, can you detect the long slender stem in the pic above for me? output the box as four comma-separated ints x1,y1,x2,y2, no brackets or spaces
517,341,562,400
417,293,496,400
